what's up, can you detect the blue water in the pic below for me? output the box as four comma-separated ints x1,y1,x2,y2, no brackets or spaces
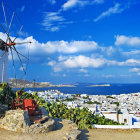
13,84,140,95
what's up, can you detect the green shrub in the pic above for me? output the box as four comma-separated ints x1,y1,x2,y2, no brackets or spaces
106,96,114,99
93,101,100,105
85,101,94,104
21,91,122,129
0,82,16,107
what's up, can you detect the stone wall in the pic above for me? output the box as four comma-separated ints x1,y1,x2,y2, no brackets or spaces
0,110,31,133
0,109,55,133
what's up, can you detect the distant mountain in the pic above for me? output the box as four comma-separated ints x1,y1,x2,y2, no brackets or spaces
9,79,75,88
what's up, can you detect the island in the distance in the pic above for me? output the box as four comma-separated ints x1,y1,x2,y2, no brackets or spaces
88,84,111,87
9,79,75,88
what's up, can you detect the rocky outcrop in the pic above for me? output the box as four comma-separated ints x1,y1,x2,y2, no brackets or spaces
0,110,31,133
63,120,81,140
0,109,55,133
28,118,55,133
0,109,81,139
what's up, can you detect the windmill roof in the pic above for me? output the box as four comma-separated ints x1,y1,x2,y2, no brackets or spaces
0,39,8,52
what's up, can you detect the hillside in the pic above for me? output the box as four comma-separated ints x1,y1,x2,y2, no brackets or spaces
9,79,75,88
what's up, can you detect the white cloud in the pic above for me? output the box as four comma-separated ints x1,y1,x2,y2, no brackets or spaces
115,35,140,46
42,0,104,31
0,32,99,59
48,54,140,72
48,0,56,5
48,61,56,66
79,68,88,73
0,32,8,42
63,55,105,68
94,3,125,22
93,0,104,4
123,50,140,56
19,64,26,71
62,0,104,11
129,68,140,72
62,0,88,11
84,74,89,77
2,32,140,74
21,6,25,12
107,59,140,67
63,74,66,77
41,40,98,54
102,75,114,78
41,12,73,31
48,55,106,72
120,59,140,66
62,0,79,10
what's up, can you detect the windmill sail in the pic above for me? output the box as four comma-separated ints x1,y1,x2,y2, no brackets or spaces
0,2,31,83
0,39,8,82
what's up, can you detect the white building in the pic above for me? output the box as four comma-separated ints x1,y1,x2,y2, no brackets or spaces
0,45,9,83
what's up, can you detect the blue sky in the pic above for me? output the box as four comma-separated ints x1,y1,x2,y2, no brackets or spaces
1,0,140,84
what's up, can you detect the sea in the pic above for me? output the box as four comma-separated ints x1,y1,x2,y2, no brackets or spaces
13,83,140,95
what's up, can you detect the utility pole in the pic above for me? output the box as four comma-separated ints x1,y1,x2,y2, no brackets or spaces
33,79,36,91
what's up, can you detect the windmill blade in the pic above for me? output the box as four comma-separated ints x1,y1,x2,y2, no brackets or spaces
0,24,29,60
2,2,8,31
0,23,7,34
8,11,15,35
15,41,32,45
12,45,26,75
0,23,11,44
11,47,29,60
13,25,23,42
9,47,16,80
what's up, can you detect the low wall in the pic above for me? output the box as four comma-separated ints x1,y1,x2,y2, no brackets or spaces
93,124,140,129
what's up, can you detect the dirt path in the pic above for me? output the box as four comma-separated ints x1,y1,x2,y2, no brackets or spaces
0,122,140,140
79,129,140,140
0,119,77,140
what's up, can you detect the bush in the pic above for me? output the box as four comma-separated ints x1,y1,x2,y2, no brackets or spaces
93,101,100,105
106,96,114,99
0,82,16,107
85,101,94,104
21,91,122,129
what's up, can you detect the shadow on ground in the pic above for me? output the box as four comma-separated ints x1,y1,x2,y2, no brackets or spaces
78,129,90,140
53,118,63,130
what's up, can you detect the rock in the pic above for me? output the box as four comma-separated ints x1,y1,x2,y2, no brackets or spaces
28,118,55,134
0,110,31,133
0,109,80,137
66,129,81,140
0,109,55,134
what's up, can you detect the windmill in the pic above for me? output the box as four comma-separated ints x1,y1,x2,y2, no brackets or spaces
0,1,31,83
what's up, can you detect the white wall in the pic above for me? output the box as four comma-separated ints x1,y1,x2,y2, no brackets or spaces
93,124,140,129
0,50,8,83
103,114,118,122
103,113,133,125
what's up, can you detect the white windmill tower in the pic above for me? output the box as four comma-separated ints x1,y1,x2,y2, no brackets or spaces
0,2,31,83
